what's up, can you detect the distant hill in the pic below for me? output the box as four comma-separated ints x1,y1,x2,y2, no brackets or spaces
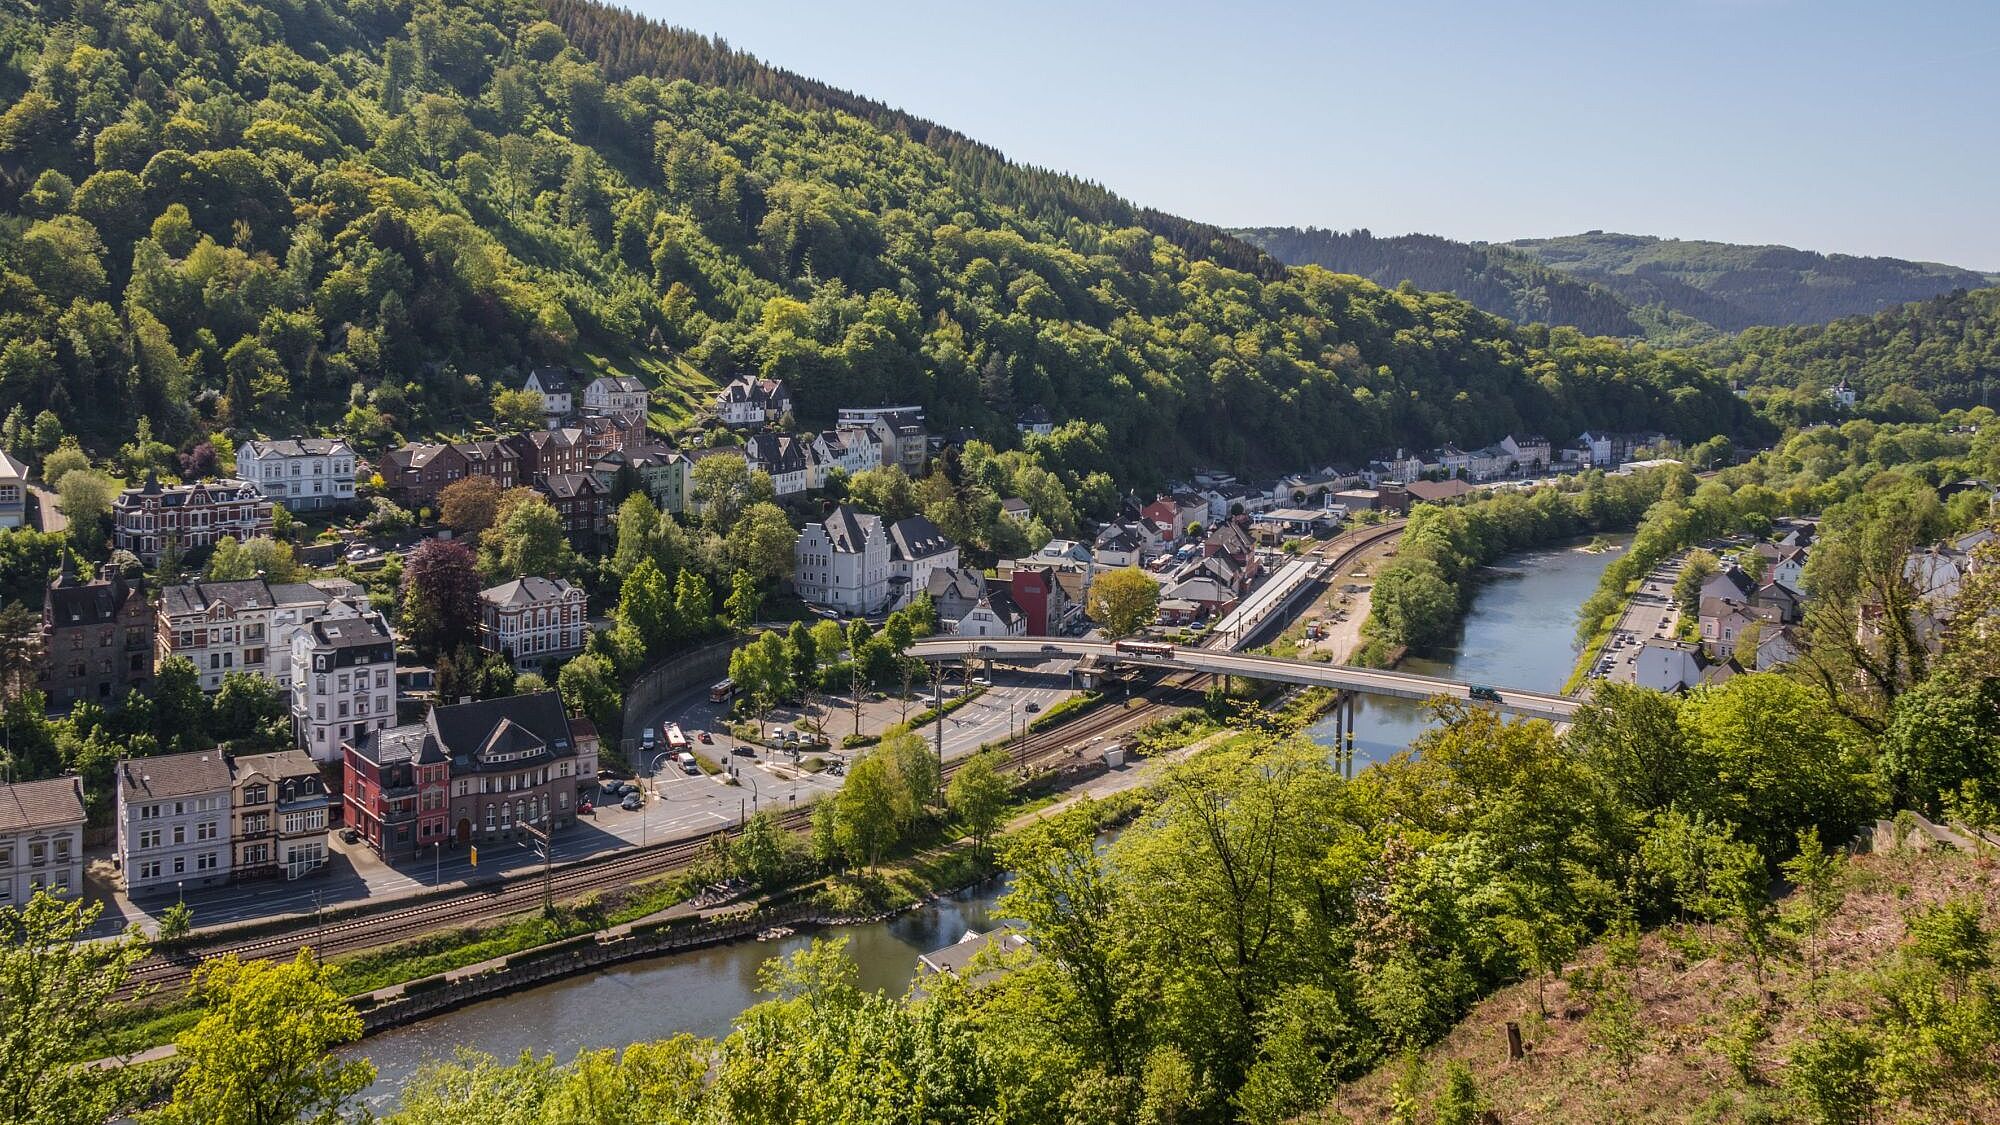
1235,227,1998,343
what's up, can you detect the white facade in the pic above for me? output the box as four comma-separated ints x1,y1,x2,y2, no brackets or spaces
0,449,26,529
234,439,356,511
524,368,574,423
581,376,648,417
117,751,234,894
887,515,960,598
1635,640,1704,693
794,507,891,615
0,777,86,906
291,613,398,763
158,578,369,692
957,597,1026,638
480,577,589,670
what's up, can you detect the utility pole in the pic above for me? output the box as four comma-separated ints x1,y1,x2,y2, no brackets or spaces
930,662,945,799
521,822,553,913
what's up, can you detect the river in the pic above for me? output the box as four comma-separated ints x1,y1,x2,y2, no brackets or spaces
1306,535,1628,768
352,537,1621,1108
352,876,1014,1109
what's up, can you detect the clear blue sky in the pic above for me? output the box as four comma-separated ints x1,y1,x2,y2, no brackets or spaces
627,0,2000,269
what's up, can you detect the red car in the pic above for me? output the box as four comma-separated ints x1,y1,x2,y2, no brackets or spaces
578,800,594,815
697,730,713,743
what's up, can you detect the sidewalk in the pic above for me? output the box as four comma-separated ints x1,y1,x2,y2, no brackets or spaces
1004,729,1236,832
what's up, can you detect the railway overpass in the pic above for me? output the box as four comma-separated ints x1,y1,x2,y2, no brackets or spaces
905,636,1581,722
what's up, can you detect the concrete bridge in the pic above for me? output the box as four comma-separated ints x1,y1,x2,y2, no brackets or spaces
905,636,1581,722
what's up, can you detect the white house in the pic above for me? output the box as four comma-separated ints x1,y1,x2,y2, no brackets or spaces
581,375,648,417
1016,405,1054,437
1635,639,1706,693
117,750,234,894
887,515,959,602
1829,379,1857,410
957,592,1027,638
0,449,28,529
234,439,356,511
291,612,398,763
744,433,809,497
524,367,575,425
158,577,370,692
807,428,882,489
0,777,86,905
716,377,792,427
795,506,891,615
1500,434,1552,473
837,406,928,474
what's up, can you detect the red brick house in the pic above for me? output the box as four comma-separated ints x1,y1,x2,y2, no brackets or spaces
341,721,450,860
538,472,611,552
505,427,588,484
1008,566,1071,636
455,440,521,490
382,443,470,507
112,475,276,565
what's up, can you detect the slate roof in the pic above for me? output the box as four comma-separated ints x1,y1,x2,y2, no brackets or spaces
541,472,607,500
888,514,953,562
240,438,349,458
745,433,807,475
46,569,144,627
481,576,580,606
821,506,882,553
0,776,85,833
425,692,577,772
120,749,233,803
116,476,262,508
587,375,648,395
527,366,574,394
348,721,447,768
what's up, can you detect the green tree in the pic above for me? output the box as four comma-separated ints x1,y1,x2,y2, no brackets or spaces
728,501,797,582
556,653,622,735
846,465,915,520
1086,567,1160,638
616,558,674,655
151,655,210,754
946,749,1010,860
206,536,304,583
672,569,714,639
490,386,544,429
483,495,579,581
724,568,762,629
1367,557,1457,650
209,673,290,747
611,492,661,577
54,469,116,527
691,455,771,532
786,620,817,686
831,750,902,868
0,893,151,1125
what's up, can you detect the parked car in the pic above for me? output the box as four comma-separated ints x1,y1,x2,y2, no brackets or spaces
339,827,360,845
732,745,755,757
697,730,713,743
578,800,594,815
621,794,643,811
602,781,628,798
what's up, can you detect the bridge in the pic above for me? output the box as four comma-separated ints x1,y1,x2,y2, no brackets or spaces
905,636,1581,722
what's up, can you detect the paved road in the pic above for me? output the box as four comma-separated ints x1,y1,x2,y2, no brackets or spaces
1588,554,1687,684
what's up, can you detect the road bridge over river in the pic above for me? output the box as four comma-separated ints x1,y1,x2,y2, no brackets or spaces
906,637,1581,722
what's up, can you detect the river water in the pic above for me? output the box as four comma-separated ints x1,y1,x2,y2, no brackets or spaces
1305,535,1627,769
352,537,1621,1108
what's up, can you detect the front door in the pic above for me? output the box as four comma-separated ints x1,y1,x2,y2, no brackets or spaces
456,817,471,845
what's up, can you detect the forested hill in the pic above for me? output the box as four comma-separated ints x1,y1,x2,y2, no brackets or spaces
1238,226,1997,345
1702,286,2000,423
1505,231,2000,333
1231,227,1703,342
0,0,1756,480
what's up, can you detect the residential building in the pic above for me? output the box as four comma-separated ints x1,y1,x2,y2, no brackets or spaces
158,577,368,692
744,433,809,497
229,749,329,881
524,367,576,423
716,376,793,428
1753,625,1802,671
1829,378,1857,410
480,577,588,670
1635,639,1708,693
1092,523,1149,569
455,440,522,490
924,567,989,625
538,472,611,551
918,926,1031,983
291,612,397,764
117,749,234,894
112,475,275,565
0,777,86,905
1008,566,1070,635
1404,479,1474,505
887,514,959,602
0,449,27,528
836,406,928,474
582,375,649,417
1000,496,1032,523
36,555,153,709
505,426,589,484
1141,493,1210,541
1367,450,1428,483
807,428,881,489
958,592,1027,637
1750,541,1809,591
1578,430,1667,469
1016,405,1054,437
342,719,450,860
593,443,689,514
1501,434,1552,473
1698,596,1781,660
382,442,471,507
234,438,356,511
580,412,647,461
795,506,890,615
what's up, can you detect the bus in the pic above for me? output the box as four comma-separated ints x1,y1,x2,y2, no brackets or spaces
709,678,735,703
1112,639,1176,659
665,724,689,752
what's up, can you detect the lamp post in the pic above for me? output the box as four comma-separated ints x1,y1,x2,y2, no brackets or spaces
433,841,440,887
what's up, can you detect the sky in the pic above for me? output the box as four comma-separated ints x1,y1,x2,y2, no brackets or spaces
626,0,2000,270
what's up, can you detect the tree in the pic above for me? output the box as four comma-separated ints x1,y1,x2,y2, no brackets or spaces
1367,557,1457,651
483,494,579,581
1673,549,1719,613
151,655,210,754
1086,567,1160,638
55,469,116,527
156,901,193,942
672,569,714,639
725,568,762,629
490,386,544,430
733,810,791,886
846,465,915,520
149,950,374,1125
209,673,290,747
691,455,771,531
438,476,504,541
206,536,303,583
556,653,622,735
401,538,482,659
832,750,903,868
611,492,661,577
616,558,674,655
947,749,1010,860
786,620,817,686
0,893,150,1125
728,501,798,582
39,441,88,489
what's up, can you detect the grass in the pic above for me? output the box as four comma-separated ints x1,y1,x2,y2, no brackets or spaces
1562,609,1623,695
1023,691,1100,732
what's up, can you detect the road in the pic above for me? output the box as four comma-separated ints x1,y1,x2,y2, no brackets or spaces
1587,553,1688,684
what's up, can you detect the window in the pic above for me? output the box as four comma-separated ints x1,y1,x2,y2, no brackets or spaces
139,860,161,881
138,829,161,850
171,825,185,845
171,856,185,875
281,810,326,835
196,821,218,842
196,852,217,871
28,841,45,865
243,843,269,865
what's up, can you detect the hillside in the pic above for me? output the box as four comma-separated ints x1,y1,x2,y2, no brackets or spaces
1236,226,1997,345
1318,843,2000,1123
1702,287,2000,422
0,0,1756,485
1507,231,2000,334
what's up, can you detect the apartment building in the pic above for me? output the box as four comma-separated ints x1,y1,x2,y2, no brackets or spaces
229,749,330,881
794,505,891,615
479,577,588,670
0,777,86,906
582,375,649,416
158,577,368,692
234,438,356,511
716,376,792,427
36,554,153,709
112,475,275,565
117,749,234,894
291,612,398,764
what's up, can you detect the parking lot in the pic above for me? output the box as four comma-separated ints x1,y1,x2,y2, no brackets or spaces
1591,555,1687,683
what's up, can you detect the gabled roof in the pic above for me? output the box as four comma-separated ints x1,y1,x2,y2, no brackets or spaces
819,506,882,554
46,567,144,627
229,749,320,785
241,438,351,459
348,721,446,768
1404,479,1474,503
115,477,263,509
745,433,807,474
0,776,85,833
541,472,607,500
425,692,577,772
0,449,26,483
526,366,574,394
586,375,648,395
